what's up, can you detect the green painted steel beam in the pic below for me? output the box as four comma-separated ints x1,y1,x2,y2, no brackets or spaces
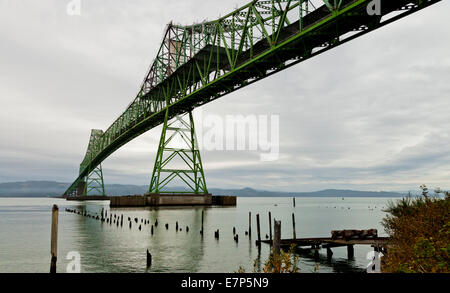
64,0,441,196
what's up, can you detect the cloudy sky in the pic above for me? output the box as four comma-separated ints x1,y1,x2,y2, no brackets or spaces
0,0,449,192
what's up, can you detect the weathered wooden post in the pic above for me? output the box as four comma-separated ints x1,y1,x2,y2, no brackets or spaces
293,197,296,207
101,208,104,221
273,220,281,255
50,204,58,273
256,214,261,246
176,221,178,231
248,212,252,237
314,245,320,261
292,213,296,239
268,212,272,241
146,249,152,267
326,247,333,261
201,210,204,235
347,245,354,259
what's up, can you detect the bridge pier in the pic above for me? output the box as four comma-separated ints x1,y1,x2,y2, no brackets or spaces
109,194,236,207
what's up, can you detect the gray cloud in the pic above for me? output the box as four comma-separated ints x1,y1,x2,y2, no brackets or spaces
0,0,449,192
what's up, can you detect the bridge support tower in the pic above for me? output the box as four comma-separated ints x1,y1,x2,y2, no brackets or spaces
80,163,106,196
149,109,208,195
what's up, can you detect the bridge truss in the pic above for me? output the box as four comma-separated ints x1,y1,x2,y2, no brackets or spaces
64,0,441,196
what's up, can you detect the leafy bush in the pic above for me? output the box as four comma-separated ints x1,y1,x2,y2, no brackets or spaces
262,244,300,273
381,187,449,273
236,244,300,273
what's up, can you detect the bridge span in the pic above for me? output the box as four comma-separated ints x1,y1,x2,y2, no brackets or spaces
64,0,442,197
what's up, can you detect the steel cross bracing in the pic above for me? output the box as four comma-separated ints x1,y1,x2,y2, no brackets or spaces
83,164,106,196
149,110,208,194
64,0,442,196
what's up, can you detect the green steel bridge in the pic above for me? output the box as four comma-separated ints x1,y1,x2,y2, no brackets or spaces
64,0,441,197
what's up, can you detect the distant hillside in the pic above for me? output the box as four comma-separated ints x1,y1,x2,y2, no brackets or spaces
0,181,404,198
0,181,70,197
210,187,404,198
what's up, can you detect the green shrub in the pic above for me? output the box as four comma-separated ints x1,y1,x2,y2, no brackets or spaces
381,187,449,273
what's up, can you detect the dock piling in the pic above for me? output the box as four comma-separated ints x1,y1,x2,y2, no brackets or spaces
314,246,320,261
146,249,152,267
268,212,272,241
326,247,333,261
347,245,354,259
201,210,204,235
292,213,296,240
256,214,261,246
50,204,59,274
273,220,281,256
248,212,251,237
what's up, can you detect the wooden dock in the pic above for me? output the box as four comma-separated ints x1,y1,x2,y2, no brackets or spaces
257,237,389,259
259,237,389,247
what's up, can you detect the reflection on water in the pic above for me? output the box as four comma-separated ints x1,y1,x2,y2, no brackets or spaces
0,197,394,273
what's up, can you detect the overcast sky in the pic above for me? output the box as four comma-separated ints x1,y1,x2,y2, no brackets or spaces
0,0,449,192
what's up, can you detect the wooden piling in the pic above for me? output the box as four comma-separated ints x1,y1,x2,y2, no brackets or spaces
292,213,296,240
201,210,204,235
273,220,281,256
248,212,251,237
347,245,354,259
256,214,261,245
293,197,296,207
50,204,58,273
326,247,333,261
268,212,272,241
314,246,320,261
146,249,152,267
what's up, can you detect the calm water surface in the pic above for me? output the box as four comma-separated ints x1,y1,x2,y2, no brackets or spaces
0,197,397,273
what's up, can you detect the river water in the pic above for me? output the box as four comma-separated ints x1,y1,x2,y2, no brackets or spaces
0,197,397,273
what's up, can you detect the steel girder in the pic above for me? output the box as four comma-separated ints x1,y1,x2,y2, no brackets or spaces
64,0,441,196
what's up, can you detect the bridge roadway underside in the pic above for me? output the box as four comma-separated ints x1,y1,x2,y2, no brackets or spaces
64,0,441,196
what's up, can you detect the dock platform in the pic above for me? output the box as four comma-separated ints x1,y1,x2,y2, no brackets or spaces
258,237,389,260
258,237,389,248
